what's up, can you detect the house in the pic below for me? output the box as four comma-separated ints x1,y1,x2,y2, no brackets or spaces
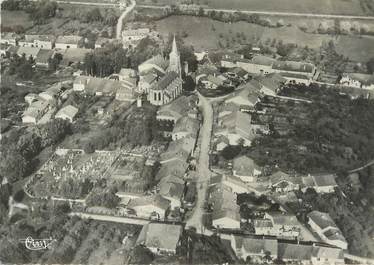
257,73,286,97
226,67,249,81
307,211,348,250
94,37,115,48
115,77,136,102
158,175,185,209
73,76,121,96
196,64,220,83
160,136,195,164
61,48,91,66
55,105,78,122
22,100,50,124
209,183,241,229
200,74,224,89
35,49,54,67
216,111,258,146
136,223,182,255
156,95,198,123
171,116,199,140
278,243,313,264
24,93,39,105
118,68,137,80
1,32,20,46
260,212,301,238
214,136,229,152
302,174,337,193
269,171,301,193
231,236,278,262
55,35,83,49
122,28,150,46
19,35,55,49
224,84,261,109
238,55,276,75
39,83,62,101
222,54,276,75
280,72,312,85
232,156,261,183
16,46,41,59
311,245,345,265
340,73,374,90
127,194,170,220
271,61,318,80
221,175,249,194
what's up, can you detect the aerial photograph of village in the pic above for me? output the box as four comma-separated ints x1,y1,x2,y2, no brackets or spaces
0,0,374,264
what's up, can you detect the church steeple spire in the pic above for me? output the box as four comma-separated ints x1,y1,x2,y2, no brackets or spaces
169,34,181,78
171,34,178,55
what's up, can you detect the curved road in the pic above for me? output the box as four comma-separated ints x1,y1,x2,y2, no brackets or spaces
116,0,136,39
186,93,214,233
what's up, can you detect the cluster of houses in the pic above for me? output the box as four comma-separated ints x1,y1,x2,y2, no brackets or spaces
220,53,319,86
121,27,160,48
113,95,200,221
73,71,137,102
231,235,345,265
132,220,345,264
1,33,94,67
22,82,79,124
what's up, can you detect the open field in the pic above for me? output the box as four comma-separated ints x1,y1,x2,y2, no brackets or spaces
1,10,33,29
153,15,374,61
137,0,370,16
336,35,374,61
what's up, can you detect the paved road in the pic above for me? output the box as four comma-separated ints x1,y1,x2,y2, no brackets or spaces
186,93,214,233
137,4,374,20
32,0,118,7
70,212,150,225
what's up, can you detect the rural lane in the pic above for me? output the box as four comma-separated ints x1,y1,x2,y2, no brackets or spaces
116,0,136,39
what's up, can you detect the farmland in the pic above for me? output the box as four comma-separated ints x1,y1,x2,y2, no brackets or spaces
154,15,374,61
137,0,370,16
1,10,33,30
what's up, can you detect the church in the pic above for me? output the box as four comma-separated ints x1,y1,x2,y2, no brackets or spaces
138,36,183,106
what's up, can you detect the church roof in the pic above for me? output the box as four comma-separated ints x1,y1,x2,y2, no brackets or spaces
151,71,180,91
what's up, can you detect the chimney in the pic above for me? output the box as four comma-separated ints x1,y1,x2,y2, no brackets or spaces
184,61,189,75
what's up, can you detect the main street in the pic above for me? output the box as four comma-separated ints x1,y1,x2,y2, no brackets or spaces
186,93,214,233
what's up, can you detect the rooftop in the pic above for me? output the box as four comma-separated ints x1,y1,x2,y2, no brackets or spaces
24,34,55,42
55,105,78,120
272,61,315,73
128,194,170,210
136,223,182,251
233,155,260,176
56,35,82,45
151,71,180,91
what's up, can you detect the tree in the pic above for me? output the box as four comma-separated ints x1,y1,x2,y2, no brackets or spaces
367,57,374,74
129,246,154,264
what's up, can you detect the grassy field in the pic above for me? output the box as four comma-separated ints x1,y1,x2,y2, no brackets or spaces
153,15,374,61
1,10,33,29
335,35,374,61
137,0,367,16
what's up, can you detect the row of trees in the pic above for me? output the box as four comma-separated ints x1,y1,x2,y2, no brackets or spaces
2,0,58,24
0,119,71,183
63,7,119,27
82,44,129,77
